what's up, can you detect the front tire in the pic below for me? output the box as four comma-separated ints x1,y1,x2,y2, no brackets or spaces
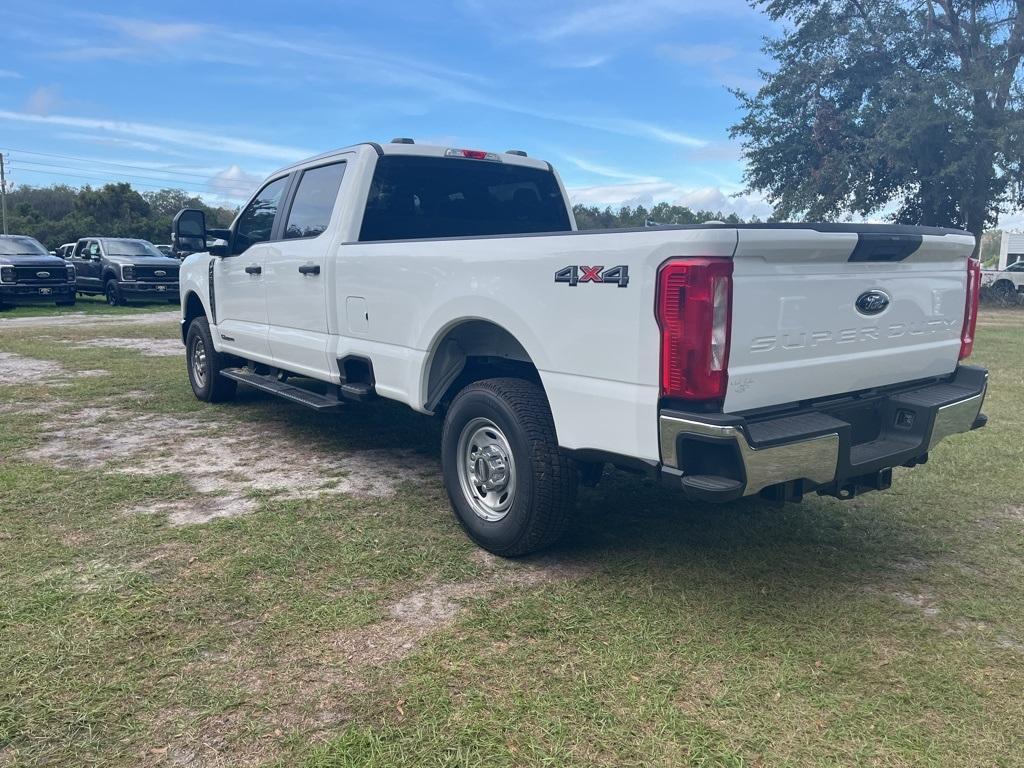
441,378,577,557
105,280,126,307
994,280,1017,304
185,316,237,403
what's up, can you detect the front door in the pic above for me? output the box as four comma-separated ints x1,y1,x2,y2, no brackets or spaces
213,174,291,361
265,160,348,378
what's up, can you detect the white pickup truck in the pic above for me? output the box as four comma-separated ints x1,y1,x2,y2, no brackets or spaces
981,260,1024,302
174,140,988,555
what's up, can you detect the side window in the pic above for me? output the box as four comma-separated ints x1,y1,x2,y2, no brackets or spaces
233,176,290,254
73,241,88,259
88,241,102,259
283,162,346,240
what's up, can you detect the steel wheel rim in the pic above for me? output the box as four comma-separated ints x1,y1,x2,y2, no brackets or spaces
456,417,516,522
191,338,208,388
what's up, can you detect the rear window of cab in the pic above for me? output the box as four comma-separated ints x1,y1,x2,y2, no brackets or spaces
359,156,571,242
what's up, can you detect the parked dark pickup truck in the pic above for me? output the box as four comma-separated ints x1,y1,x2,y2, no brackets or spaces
67,237,181,306
0,235,77,308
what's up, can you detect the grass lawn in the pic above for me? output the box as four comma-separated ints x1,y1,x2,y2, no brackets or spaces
0,308,1021,767
0,293,178,319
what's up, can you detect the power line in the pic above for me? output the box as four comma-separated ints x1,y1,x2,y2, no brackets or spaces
11,158,257,195
0,146,259,184
5,164,249,199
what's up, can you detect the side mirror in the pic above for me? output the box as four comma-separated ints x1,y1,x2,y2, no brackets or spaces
171,208,232,257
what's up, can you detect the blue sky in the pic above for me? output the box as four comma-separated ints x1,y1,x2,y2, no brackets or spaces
0,0,777,216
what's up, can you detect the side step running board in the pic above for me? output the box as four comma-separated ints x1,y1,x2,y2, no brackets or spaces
221,368,344,411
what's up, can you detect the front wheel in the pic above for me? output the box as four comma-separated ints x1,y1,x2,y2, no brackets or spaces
105,280,126,306
185,316,237,403
994,280,1018,304
441,378,577,557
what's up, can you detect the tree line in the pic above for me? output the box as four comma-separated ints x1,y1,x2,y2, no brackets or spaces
3,182,750,250
2,183,237,250
572,202,745,229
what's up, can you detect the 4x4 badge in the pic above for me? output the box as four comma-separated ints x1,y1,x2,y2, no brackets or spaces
554,265,629,287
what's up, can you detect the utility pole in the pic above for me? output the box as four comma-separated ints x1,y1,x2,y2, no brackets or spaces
0,153,7,235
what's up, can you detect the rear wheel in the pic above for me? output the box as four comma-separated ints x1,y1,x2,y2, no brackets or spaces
186,316,237,403
441,377,577,556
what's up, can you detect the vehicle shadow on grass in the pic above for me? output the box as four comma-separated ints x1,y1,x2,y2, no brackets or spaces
224,387,927,606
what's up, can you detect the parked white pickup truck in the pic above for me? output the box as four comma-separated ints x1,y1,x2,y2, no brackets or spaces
174,140,988,555
981,260,1024,303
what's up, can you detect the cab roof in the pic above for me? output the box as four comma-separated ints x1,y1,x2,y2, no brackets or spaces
270,141,552,178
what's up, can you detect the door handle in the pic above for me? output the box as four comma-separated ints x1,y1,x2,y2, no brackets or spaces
298,264,321,276
244,265,262,275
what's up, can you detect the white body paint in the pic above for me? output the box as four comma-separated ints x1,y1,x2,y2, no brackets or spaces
180,143,976,464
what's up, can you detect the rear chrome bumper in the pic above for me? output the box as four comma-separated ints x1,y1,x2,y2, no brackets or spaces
659,365,988,502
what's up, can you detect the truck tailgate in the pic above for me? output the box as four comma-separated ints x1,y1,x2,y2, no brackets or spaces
724,228,976,413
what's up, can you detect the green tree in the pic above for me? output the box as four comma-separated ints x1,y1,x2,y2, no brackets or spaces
732,0,1024,237
572,203,744,229
4,184,238,249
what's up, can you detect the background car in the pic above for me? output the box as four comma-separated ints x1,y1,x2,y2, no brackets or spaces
0,234,77,309
69,237,180,306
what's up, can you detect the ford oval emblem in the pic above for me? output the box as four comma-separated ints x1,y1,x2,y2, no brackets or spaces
36,271,50,278
856,289,890,315
155,270,166,277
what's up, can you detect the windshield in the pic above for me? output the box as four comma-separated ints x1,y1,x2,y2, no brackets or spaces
360,156,572,241
0,236,50,256
104,240,164,257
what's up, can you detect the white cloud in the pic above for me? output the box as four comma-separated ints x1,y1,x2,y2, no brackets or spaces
24,86,62,116
996,211,1024,230
0,110,310,163
659,43,738,65
110,18,207,43
54,131,172,154
569,180,771,219
535,0,726,41
0,69,22,79
547,54,612,69
208,165,262,201
524,0,752,41
560,154,659,182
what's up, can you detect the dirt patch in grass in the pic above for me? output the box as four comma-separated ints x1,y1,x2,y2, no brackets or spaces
29,404,436,525
0,310,180,329
63,337,184,357
333,553,590,667
152,555,589,767
0,399,70,416
891,589,942,618
0,352,108,386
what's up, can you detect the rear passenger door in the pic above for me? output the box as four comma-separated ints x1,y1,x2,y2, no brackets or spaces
264,160,348,378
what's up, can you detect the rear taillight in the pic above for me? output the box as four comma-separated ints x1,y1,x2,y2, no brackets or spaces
656,258,733,401
959,256,981,360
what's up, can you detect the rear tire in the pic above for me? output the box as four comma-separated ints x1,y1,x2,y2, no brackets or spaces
441,377,577,556
186,316,237,403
